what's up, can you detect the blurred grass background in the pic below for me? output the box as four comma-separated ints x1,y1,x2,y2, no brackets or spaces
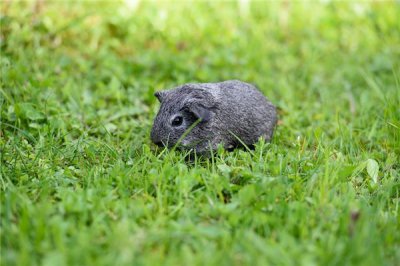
1,1,399,266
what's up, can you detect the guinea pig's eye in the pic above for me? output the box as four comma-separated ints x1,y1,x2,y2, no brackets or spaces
171,116,183,127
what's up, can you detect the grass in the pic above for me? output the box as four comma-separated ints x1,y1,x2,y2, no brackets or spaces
1,1,399,265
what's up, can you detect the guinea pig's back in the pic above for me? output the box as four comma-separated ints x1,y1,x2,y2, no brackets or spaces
214,80,277,143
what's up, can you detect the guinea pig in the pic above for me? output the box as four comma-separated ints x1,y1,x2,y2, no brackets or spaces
150,80,277,155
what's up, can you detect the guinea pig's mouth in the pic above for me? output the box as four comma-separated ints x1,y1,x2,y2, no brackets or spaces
153,141,165,147
152,137,203,151
153,138,178,149
155,141,174,148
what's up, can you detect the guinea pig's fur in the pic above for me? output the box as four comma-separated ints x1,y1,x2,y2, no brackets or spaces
150,80,277,155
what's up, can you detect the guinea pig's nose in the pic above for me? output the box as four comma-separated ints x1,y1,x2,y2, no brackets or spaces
150,132,163,147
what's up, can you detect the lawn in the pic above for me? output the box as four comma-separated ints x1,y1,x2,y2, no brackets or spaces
1,1,399,265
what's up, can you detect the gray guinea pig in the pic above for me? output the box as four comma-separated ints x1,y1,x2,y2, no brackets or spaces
150,80,277,154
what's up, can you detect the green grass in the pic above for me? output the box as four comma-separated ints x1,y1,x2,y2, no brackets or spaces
1,1,399,265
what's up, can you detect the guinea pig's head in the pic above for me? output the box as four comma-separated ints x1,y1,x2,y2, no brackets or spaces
150,85,217,152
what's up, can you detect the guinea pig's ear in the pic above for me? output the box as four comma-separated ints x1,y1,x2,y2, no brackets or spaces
188,103,212,122
154,91,168,102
